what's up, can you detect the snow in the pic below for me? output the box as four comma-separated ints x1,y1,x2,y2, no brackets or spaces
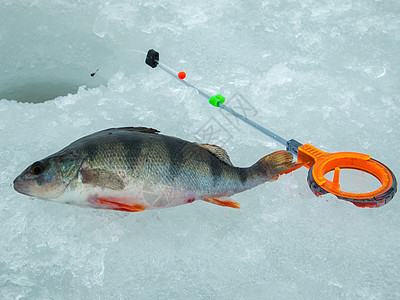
1,0,400,298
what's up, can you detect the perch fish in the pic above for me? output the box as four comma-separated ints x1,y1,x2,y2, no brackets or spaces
13,127,301,212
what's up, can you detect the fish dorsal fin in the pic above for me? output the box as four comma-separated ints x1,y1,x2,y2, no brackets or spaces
116,127,160,134
99,127,160,135
195,143,233,166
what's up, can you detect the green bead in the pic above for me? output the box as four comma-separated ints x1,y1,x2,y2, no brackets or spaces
209,94,225,107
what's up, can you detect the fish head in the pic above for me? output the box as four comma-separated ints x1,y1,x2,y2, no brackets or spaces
13,151,83,201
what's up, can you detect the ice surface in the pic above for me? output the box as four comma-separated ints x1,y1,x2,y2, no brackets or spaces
1,0,400,298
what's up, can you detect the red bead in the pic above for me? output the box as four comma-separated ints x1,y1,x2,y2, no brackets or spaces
178,71,186,79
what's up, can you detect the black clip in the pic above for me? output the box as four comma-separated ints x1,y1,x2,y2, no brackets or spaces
145,49,159,68
286,139,303,155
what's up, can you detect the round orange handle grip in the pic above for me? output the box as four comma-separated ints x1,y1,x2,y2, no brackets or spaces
297,144,397,207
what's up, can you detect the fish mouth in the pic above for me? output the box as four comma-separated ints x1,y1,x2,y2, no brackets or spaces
13,176,35,197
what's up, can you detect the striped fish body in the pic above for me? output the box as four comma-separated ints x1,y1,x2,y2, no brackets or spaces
13,127,300,212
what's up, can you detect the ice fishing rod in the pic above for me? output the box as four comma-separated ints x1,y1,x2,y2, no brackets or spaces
145,49,397,208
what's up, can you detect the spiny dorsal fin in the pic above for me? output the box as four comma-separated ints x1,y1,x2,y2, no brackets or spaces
99,127,160,135
195,143,233,166
116,127,160,134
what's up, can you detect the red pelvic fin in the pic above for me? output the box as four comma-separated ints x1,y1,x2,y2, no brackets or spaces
94,198,146,212
203,197,240,209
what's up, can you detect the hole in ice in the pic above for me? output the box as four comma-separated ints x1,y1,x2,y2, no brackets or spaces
0,82,82,103
0,10,112,103
0,68,108,103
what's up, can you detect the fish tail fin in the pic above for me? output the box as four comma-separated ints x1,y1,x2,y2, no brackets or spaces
252,150,303,182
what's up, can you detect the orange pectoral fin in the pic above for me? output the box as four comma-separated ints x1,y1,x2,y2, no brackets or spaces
95,198,146,212
203,198,240,209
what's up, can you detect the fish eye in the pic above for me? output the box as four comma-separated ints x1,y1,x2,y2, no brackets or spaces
30,161,45,175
